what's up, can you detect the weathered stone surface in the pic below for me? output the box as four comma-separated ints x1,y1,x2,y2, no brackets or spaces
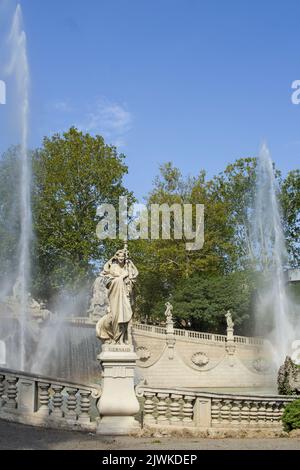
0,368,101,432
278,356,300,395
133,335,275,389
96,345,140,435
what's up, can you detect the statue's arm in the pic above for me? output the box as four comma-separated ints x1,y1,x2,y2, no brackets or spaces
128,260,139,279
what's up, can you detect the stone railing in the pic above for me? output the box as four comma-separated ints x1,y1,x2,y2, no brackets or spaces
0,367,296,434
137,386,295,431
233,335,264,346
132,323,265,346
0,367,101,431
51,317,266,347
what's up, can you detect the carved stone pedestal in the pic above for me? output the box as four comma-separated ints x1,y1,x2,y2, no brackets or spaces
97,344,140,435
226,327,236,356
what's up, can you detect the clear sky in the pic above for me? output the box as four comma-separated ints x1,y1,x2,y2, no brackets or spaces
1,0,300,199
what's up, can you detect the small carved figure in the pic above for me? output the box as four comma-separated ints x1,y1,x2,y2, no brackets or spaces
225,310,234,329
164,302,173,324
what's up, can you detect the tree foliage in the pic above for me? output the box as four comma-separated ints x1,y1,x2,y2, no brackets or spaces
0,129,134,303
131,162,237,318
281,170,300,267
0,134,299,332
133,158,299,332
32,127,134,299
147,271,256,335
282,399,300,431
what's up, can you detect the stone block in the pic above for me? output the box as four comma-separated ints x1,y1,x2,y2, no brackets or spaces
96,344,141,435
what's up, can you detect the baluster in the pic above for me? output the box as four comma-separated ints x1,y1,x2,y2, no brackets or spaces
51,384,64,418
143,392,156,425
38,382,50,416
6,376,18,409
156,393,169,424
257,401,267,426
231,400,241,426
271,401,280,424
0,374,5,405
273,401,285,424
279,402,286,421
265,401,275,426
240,400,250,425
182,395,194,426
249,401,258,427
66,388,78,420
220,399,231,425
169,394,182,425
211,399,222,426
78,389,92,424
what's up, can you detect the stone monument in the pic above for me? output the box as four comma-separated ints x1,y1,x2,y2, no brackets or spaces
164,302,175,359
95,244,140,434
278,340,300,395
164,301,173,331
225,310,236,357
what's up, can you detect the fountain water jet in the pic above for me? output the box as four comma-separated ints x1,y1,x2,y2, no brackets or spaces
6,4,31,371
250,143,294,367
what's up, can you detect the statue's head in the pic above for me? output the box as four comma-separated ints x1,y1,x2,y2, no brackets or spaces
114,249,126,265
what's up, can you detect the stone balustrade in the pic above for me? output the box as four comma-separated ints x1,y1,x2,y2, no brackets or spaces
132,322,265,346
136,386,295,431
25,317,265,347
0,366,297,434
0,367,101,431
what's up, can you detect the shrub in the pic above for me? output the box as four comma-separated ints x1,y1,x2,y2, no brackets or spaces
282,399,300,432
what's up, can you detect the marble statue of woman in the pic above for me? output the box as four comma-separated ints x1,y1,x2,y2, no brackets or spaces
96,247,138,345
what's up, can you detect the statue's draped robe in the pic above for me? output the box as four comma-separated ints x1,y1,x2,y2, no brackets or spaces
100,260,138,342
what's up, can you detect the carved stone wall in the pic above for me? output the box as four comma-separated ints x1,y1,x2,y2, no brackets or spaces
133,327,275,390
0,318,276,390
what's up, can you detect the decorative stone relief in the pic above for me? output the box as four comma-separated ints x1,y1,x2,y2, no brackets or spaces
136,346,151,362
252,357,270,373
191,352,209,367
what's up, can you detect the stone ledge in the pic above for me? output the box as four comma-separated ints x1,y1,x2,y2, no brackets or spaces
140,425,289,439
0,409,97,432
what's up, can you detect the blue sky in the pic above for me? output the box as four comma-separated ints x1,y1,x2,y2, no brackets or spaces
1,0,300,199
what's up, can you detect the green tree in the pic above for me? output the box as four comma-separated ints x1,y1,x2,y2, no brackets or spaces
149,271,256,334
32,127,134,301
210,157,257,269
213,158,300,270
282,399,300,431
132,157,299,332
131,162,239,320
281,169,300,267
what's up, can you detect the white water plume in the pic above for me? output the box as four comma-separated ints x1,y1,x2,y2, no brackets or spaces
6,4,31,370
250,143,294,367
